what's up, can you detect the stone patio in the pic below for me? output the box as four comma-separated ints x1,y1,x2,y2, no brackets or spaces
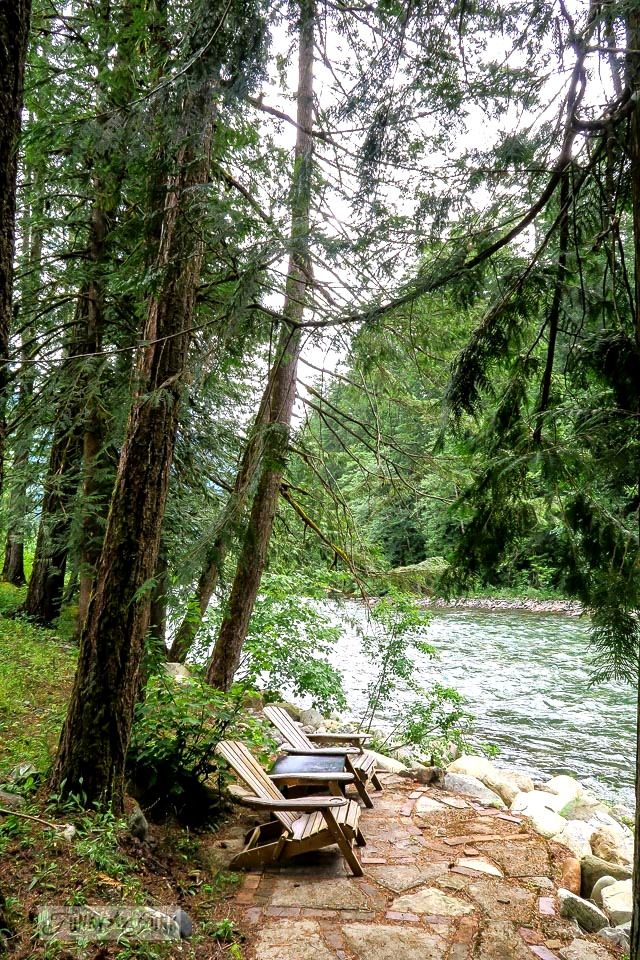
209,772,620,960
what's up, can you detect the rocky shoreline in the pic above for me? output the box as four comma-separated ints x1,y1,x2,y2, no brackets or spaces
272,700,634,953
419,597,584,616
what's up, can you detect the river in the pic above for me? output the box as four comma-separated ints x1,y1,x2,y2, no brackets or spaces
329,605,636,809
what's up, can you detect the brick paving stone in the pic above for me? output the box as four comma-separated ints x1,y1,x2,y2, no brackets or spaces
361,857,387,864
538,897,556,916
243,875,261,889
529,946,561,960
401,800,416,816
266,906,302,917
453,916,479,943
235,890,255,904
519,927,542,944
301,909,338,918
385,910,420,922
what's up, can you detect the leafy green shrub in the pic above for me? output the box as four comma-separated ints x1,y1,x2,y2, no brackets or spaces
194,573,347,713
127,673,270,823
358,591,475,762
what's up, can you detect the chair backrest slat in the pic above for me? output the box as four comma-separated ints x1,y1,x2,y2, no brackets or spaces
264,705,314,752
216,740,296,832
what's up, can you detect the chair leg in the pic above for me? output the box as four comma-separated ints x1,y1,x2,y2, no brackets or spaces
345,757,374,807
322,810,364,877
355,829,366,847
371,773,383,791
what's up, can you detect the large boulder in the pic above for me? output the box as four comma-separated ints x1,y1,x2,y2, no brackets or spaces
365,750,408,773
511,789,566,815
546,775,582,802
528,807,567,839
300,707,323,730
580,855,632,899
483,769,534,805
558,889,609,933
162,662,191,682
600,878,633,925
443,773,505,808
590,823,633,866
447,754,496,781
590,876,617,908
560,939,615,960
598,926,630,952
553,820,593,858
270,701,302,721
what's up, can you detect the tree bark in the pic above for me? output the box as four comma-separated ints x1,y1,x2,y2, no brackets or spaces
49,112,214,810
627,8,640,960
206,0,315,690
0,0,32,499
3,166,43,586
167,392,268,662
23,413,83,623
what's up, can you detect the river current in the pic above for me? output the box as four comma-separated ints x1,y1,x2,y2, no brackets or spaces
328,605,636,809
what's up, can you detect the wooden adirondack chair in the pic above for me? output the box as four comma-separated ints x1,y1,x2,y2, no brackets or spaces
263,705,383,808
216,740,365,876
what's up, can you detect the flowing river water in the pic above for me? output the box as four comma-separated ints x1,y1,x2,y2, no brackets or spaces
327,605,636,809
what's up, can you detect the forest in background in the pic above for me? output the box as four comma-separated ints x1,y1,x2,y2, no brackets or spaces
5,0,640,954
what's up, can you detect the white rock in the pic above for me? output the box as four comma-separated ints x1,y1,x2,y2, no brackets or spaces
590,824,633,866
529,807,567,839
482,769,534,805
456,857,503,877
162,662,191,682
560,938,615,960
443,773,505,807
558,889,609,932
414,795,447,816
447,754,496,781
554,820,594,858
365,750,408,773
601,879,633,925
300,708,323,730
546,775,582,801
511,789,566,815
590,876,617,907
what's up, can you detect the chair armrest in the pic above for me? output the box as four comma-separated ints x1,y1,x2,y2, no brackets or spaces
269,771,354,784
231,793,348,812
283,746,359,757
307,733,372,744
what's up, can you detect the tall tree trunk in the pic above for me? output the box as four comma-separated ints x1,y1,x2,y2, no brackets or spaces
206,0,314,690
50,109,214,810
23,410,82,622
74,0,137,637
627,8,640,960
167,394,268,662
0,0,32,499
3,163,43,585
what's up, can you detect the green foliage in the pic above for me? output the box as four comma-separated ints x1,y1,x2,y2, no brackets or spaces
359,591,434,732
196,573,347,713
126,673,270,822
0,619,76,778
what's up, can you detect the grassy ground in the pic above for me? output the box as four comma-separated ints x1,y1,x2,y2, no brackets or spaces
0,599,247,960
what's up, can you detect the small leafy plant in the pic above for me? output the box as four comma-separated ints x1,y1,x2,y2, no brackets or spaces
127,672,268,822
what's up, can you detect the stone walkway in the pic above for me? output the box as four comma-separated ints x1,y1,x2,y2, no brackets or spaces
210,773,619,960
